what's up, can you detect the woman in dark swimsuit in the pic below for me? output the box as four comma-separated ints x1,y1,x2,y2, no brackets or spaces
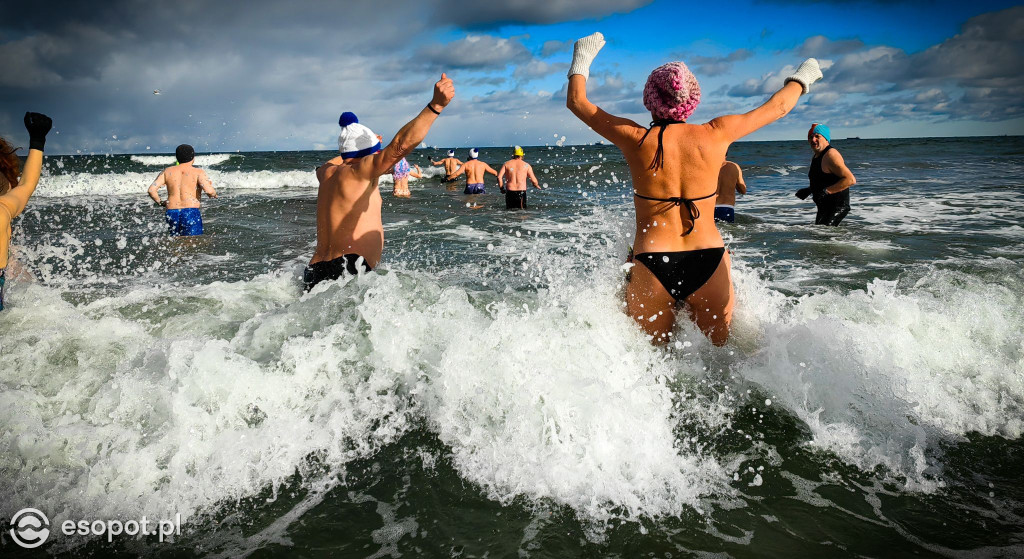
565,32,823,345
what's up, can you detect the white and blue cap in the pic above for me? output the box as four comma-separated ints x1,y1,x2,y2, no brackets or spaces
447,149,455,157
337,112,381,159
468,148,479,160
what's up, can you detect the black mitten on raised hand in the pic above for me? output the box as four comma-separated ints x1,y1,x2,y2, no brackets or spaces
25,112,53,152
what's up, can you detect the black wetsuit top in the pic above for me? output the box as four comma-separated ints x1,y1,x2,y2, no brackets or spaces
808,145,850,226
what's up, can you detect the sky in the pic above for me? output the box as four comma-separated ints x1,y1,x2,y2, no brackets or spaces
1,0,1022,155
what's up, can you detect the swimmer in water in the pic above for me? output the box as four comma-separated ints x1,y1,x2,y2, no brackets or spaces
713,159,746,223
796,123,856,226
0,112,52,312
147,144,218,236
447,148,498,194
305,73,454,291
497,145,541,209
391,157,422,198
431,150,463,184
565,31,823,345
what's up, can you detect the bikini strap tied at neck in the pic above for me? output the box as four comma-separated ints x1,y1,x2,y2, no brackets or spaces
638,119,684,171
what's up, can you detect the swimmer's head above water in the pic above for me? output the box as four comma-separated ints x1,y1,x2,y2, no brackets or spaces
513,145,524,157
447,149,455,157
643,61,701,122
468,148,479,160
337,111,381,160
175,144,194,164
809,123,831,143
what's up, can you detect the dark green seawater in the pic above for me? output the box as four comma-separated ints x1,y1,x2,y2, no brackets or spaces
2,137,1023,557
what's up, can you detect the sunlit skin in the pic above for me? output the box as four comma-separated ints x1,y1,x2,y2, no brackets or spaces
497,156,540,192
430,156,463,179
448,158,498,188
0,150,43,269
568,74,803,345
392,163,422,198
311,74,454,269
715,161,746,207
147,162,217,210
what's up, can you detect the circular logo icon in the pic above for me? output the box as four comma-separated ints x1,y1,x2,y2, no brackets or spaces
9,508,50,549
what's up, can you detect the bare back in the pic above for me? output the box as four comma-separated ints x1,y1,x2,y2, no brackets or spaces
499,159,536,191
459,160,497,184
716,161,742,207
622,123,729,253
312,157,384,268
162,164,209,210
442,157,461,176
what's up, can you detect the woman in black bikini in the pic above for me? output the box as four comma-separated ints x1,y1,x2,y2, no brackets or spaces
565,32,823,345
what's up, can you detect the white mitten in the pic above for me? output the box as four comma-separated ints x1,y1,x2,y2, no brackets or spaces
784,58,823,94
567,32,606,80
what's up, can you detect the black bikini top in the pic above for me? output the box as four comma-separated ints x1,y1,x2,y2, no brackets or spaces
634,119,718,237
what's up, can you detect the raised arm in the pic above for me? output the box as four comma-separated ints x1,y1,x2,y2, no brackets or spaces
199,170,217,198
527,164,541,189
484,163,498,177
565,33,644,149
0,113,51,219
363,73,455,179
147,171,167,206
821,149,855,194
708,59,823,143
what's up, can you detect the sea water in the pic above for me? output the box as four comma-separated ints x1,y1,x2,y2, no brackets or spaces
1,137,1022,557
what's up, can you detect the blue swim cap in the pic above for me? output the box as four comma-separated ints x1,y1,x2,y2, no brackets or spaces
812,124,831,143
339,112,359,127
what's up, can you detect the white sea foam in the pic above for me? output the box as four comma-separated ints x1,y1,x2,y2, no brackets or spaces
731,261,1024,488
130,154,237,167
2,192,1022,552
35,162,445,198
35,170,319,198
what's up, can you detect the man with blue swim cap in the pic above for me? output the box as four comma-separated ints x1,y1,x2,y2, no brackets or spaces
796,122,856,225
147,144,218,236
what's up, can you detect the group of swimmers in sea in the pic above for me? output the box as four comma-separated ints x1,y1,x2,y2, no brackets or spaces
427,145,542,210
1,32,857,348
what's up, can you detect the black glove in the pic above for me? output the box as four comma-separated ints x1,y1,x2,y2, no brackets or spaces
795,187,812,200
24,112,53,152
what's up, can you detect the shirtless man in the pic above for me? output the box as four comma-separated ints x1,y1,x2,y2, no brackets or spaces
430,150,463,186
147,144,217,236
304,73,454,291
448,148,498,194
497,146,541,209
713,159,746,223
796,123,856,226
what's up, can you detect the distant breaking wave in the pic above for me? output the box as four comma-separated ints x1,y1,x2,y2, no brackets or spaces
130,153,238,167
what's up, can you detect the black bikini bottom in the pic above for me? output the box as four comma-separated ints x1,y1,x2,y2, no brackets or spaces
303,254,372,291
632,247,726,301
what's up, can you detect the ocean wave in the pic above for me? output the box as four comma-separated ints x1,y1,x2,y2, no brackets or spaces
130,153,238,167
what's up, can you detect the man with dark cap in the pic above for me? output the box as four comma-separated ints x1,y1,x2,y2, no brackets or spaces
147,144,218,236
304,73,455,291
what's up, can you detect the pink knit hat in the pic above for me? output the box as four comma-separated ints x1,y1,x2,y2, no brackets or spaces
643,62,701,122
